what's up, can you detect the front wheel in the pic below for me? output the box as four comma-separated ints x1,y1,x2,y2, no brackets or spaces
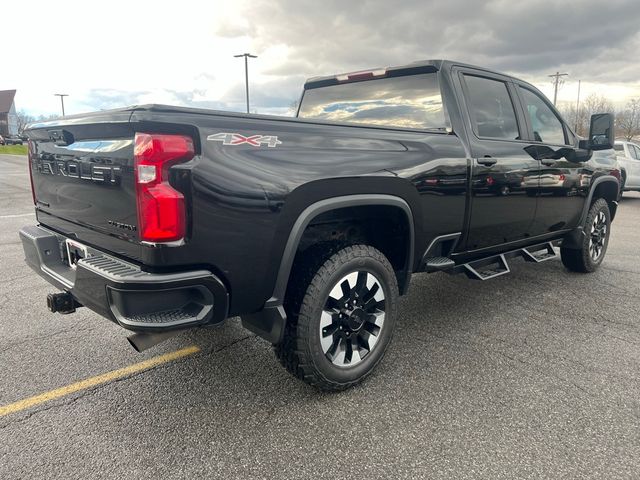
561,198,611,273
274,244,398,391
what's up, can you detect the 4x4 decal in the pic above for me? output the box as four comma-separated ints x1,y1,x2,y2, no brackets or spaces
207,132,282,148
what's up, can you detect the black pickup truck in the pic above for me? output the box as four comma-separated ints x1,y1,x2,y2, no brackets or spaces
20,60,620,390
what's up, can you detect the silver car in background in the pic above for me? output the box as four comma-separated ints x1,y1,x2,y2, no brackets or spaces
614,140,640,197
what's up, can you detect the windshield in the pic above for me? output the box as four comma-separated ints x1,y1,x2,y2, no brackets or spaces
298,73,447,130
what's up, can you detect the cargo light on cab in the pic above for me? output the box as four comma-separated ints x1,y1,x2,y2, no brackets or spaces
134,133,194,244
335,68,387,83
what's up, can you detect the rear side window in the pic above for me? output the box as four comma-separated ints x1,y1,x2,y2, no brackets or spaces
519,87,567,145
297,73,446,130
463,75,520,140
631,144,640,160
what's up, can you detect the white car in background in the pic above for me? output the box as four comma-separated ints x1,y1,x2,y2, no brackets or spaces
614,140,640,197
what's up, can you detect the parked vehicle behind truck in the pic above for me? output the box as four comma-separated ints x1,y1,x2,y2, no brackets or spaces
3,134,24,145
614,140,640,197
20,60,619,390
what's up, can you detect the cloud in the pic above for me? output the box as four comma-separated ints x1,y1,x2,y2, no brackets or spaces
4,0,640,116
239,0,640,109
242,0,640,82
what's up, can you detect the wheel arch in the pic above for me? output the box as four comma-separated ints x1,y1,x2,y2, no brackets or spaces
271,194,415,304
562,175,619,250
587,175,619,222
242,194,415,344
620,167,627,182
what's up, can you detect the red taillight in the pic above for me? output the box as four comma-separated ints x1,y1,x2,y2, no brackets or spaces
559,174,566,181
134,133,194,243
27,140,36,205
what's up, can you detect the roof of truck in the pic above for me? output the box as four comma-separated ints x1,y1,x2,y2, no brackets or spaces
304,59,517,88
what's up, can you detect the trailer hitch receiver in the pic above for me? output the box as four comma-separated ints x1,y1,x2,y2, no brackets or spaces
47,292,82,314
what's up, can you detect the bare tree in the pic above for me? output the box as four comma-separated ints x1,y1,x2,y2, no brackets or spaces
583,93,614,116
559,94,615,137
36,113,60,121
16,110,36,135
616,99,640,141
558,103,582,135
15,111,61,135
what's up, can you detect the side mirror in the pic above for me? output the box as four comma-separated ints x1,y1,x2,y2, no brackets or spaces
582,113,615,151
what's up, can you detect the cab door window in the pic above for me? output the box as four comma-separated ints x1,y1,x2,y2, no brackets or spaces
518,87,567,145
463,74,520,140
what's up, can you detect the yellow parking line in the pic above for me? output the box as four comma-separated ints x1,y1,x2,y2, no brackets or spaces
0,345,200,417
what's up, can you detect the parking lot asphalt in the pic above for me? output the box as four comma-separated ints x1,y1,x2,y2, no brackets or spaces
0,152,639,479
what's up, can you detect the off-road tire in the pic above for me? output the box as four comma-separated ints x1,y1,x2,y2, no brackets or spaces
561,198,610,273
274,244,398,391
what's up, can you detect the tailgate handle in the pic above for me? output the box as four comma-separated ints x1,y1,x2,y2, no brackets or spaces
48,129,74,146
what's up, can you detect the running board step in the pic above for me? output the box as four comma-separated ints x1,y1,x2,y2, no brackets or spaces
462,254,510,280
441,241,559,281
421,240,560,280
424,256,456,272
522,242,557,263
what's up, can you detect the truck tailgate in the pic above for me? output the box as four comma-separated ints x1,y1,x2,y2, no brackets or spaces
28,118,138,244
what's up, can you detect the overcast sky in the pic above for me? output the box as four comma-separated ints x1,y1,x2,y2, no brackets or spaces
3,0,640,117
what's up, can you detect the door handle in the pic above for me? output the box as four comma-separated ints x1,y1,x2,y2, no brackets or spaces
540,160,555,166
477,156,497,166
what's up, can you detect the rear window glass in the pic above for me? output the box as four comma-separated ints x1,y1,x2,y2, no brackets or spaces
298,73,446,130
613,143,624,151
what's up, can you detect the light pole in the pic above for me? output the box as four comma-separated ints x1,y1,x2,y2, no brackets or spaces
575,80,581,133
54,93,68,117
234,53,257,113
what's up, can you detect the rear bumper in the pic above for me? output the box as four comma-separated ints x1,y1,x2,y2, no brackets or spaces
19,225,228,332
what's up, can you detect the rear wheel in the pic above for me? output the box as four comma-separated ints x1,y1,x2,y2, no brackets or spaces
274,244,398,391
561,198,611,273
